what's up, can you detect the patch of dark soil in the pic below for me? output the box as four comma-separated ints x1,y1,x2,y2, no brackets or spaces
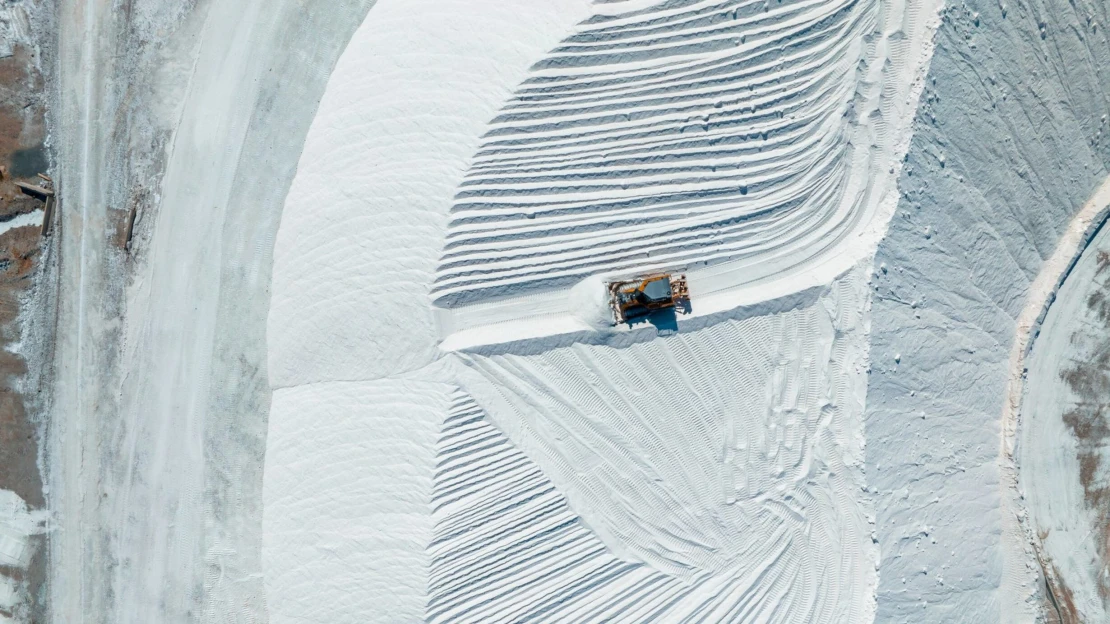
0,226,42,507
0,12,47,622
9,145,46,179
1086,289,1110,324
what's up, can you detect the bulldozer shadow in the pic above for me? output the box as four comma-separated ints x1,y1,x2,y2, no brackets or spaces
625,302,688,334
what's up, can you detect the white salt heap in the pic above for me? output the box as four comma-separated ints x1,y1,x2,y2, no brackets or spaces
264,0,938,621
43,0,1110,621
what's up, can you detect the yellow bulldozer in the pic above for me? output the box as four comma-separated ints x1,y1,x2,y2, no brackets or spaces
607,273,690,324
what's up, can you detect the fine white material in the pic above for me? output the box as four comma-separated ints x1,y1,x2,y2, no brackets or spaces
263,0,940,621
264,380,450,622
264,0,594,620
433,0,941,351
453,267,877,622
267,0,595,389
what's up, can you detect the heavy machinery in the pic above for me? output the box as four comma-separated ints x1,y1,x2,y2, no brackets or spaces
607,272,690,324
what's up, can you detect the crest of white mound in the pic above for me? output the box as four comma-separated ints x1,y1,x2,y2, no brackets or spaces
430,0,930,311
568,275,611,330
430,0,941,352
266,0,595,386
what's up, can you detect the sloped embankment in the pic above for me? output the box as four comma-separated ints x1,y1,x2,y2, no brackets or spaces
864,0,1110,621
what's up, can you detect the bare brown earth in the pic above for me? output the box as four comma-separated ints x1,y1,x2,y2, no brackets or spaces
1050,561,1081,624
0,36,48,623
0,223,44,506
0,41,46,497
0,46,46,217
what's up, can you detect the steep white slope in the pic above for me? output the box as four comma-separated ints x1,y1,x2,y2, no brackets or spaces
452,267,876,622
263,0,597,619
434,0,940,350
429,392,686,623
435,0,869,304
264,381,450,622
266,0,595,389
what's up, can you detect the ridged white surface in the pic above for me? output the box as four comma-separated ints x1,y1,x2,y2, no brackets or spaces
266,0,594,388
452,268,875,622
435,0,874,306
265,272,875,624
263,0,940,619
431,0,940,352
429,392,677,623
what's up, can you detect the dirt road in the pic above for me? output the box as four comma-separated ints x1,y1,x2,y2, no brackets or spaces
48,1,373,622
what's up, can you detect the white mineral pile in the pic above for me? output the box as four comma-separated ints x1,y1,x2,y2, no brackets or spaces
264,0,597,619
40,0,1110,620
266,0,597,388
264,0,938,621
433,0,939,350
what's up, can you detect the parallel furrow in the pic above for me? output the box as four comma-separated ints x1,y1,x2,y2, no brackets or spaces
434,0,874,306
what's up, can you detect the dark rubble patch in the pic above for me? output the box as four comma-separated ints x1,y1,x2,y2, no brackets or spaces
8,145,46,179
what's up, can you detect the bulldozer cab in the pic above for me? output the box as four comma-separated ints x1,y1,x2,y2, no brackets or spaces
608,273,689,324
